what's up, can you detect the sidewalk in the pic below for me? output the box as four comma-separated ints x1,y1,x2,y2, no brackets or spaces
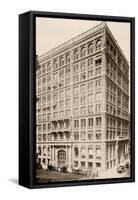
97,167,130,179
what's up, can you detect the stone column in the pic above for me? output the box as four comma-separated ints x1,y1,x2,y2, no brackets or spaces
68,145,72,172
51,146,54,166
55,147,58,168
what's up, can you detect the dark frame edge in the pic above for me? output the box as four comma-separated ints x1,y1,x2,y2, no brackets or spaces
19,11,33,188
130,17,135,182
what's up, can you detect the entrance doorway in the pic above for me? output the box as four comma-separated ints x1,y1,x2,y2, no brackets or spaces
58,150,66,167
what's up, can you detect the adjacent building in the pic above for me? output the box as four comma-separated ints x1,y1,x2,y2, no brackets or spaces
36,22,130,174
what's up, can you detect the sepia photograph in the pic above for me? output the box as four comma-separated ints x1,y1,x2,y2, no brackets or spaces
35,17,131,183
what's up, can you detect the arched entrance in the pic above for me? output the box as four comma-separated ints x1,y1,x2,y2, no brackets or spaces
57,150,66,167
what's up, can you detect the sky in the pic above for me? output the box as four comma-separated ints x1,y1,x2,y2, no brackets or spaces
36,17,130,62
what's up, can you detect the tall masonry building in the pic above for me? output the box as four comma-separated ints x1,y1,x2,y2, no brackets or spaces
36,22,130,173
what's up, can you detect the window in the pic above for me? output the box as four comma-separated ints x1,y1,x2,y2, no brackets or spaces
59,111,64,117
74,120,79,128
73,64,79,73
80,46,86,57
88,105,93,114
95,104,101,113
88,43,93,54
66,78,70,85
81,148,86,158
59,69,64,79
43,114,46,121
96,130,101,140
53,72,58,81
66,53,70,63
74,108,79,116
96,39,102,46
95,67,101,76
38,124,41,132
88,162,93,169
74,75,79,83
74,161,78,167
74,97,79,106
95,57,102,66
88,58,93,68
43,134,46,141
65,109,70,116
88,70,93,78
74,132,79,140
66,88,70,97
80,107,86,116
66,99,70,107
96,39,102,51
38,114,42,122
47,75,51,84
38,88,41,94
96,146,101,158
96,92,102,101
43,146,46,156
96,163,101,167
59,80,64,87
95,79,101,88
80,61,86,71
96,117,102,126
53,59,58,69
43,124,46,131
47,62,51,72
38,134,42,141
81,119,86,127
42,95,46,103
80,73,86,81
80,95,86,105
38,146,41,155
80,84,86,93
59,56,64,66
41,64,46,74
88,118,93,127
59,90,64,99
74,147,79,157
81,161,85,168
53,92,58,101
88,94,94,103
74,86,79,95
66,68,70,76
47,113,51,120
59,101,64,109
88,148,93,159
88,131,93,140
88,82,94,91
81,131,86,140
42,77,46,84
74,50,79,60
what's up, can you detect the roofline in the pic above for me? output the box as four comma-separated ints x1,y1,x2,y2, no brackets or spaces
38,21,106,61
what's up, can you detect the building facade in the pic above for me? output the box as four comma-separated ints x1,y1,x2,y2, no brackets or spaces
36,22,130,174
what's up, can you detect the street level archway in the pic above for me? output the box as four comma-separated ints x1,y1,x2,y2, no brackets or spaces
57,150,66,167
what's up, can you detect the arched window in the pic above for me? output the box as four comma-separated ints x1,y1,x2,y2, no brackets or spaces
80,46,86,57
81,147,86,158
74,50,79,60
88,147,93,159
96,39,102,46
74,147,79,157
59,56,64,66
53,59,58,69
96,39,102,51
66,53,70,63
96,146,102,158
88,43,93,54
